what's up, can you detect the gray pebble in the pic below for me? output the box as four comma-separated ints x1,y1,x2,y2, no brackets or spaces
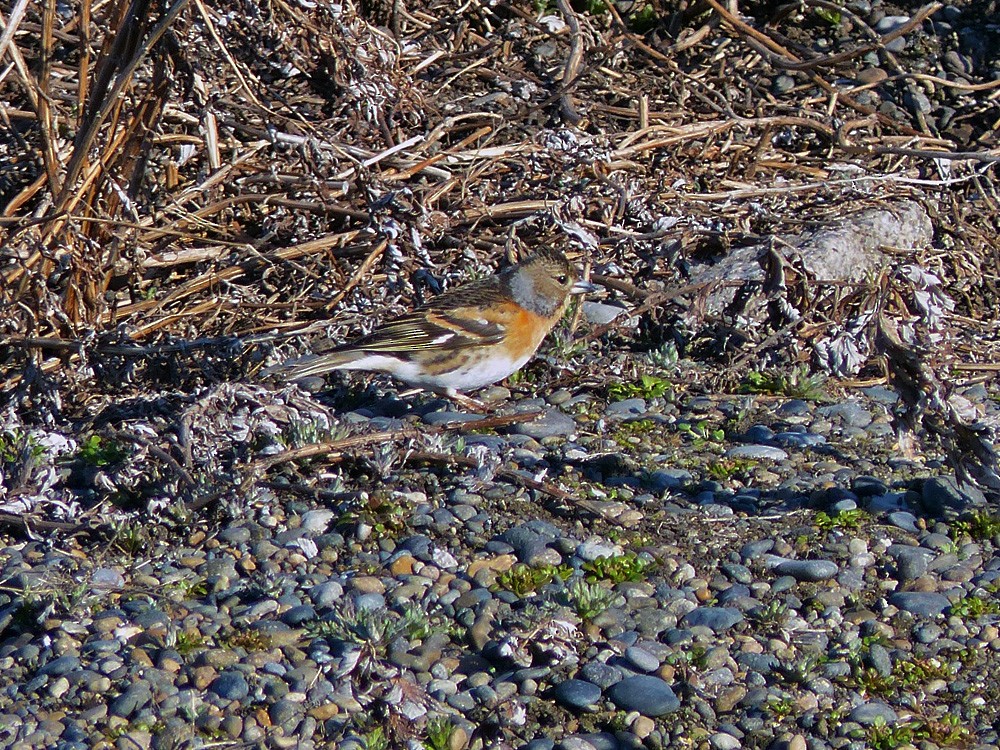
208,672,250,701
423,411,484,426
681,607,744,632
582,301,628,325
773,558,839,582
724,445,789,461
887,545,932,582
849,702,898,726
710,732,742,750
861,386,899,404
579,660,623,689
888,591,951,616
646,468,692,491
109,681,152,718
553,679,602,710
773,432,826,448
607,675,680,716
921,475,987,517
218,525,252,544
38,655,81,676
818,402,872,427
888,511,920,533
512,409,578,439
605,399,647,420
624,646,660,673
743,425,775,443
875,15,910,34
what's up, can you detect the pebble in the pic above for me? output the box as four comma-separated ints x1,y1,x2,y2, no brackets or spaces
772,558,839,582
4,321,999,750
921,475,987,517
607,676,680,716
724,445,789,461
209,672,250,701
681,607,744,632
849,702,898,726
553,679,602,710
512,409,579,439
888,591,951,616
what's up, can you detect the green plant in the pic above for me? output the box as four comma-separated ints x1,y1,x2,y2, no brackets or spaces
950,511,1000,541
949,594,1000,619
546,325,589,360
648,341,679,369
677,419,725,446
813,508,867,532
162,577,208,599
767,696,795,718
581,552,651,583
608,373,671,401
173,630,207,655
496,563,571,596
423,716,455,750
866,714,971,750
611,418,658,447
226,630,272,651
308,604,433,652
740,365,827,400
866,717,915,750
628,3,659,32
706,457,758,480
750,600,789,628
0,430,44,463
563,579,616,621
665,644,707,669
78,434,126,466
338,493,408,538
364,726,389,750
281,418,336,449
109,519,150,556
814,7,842,25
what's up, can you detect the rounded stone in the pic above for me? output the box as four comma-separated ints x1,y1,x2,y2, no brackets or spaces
624,646,660,673
512,409,578,439
109,681,152,718
773,559,839,582
849,702,898,726
888,592,951,616
710,732,742,750
209,671,250,701
681,607,744,632
607,675,680,716
553,679,602,711
724,445,789,461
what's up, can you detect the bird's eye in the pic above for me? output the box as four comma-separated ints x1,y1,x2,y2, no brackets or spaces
557,274,568,284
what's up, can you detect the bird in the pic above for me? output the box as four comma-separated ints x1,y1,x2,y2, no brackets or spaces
264,248,595,409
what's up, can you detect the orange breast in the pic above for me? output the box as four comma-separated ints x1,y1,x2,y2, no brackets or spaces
504,306,553,361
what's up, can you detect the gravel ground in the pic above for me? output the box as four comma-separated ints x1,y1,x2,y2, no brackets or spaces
2,369,999,750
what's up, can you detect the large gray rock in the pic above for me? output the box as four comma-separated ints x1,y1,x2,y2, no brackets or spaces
691,201,931,317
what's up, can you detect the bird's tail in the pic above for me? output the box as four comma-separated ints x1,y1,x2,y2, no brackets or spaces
261,350,358,381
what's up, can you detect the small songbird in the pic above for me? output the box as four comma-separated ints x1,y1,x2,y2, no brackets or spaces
265,249,594,406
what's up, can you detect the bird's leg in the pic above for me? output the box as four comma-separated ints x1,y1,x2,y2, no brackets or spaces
396,387,488,412
447,391,490,413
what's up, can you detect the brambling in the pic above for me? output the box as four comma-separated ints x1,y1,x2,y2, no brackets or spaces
265,249,595,407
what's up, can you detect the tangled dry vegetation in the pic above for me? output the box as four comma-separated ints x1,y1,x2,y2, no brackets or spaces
1,0,999,525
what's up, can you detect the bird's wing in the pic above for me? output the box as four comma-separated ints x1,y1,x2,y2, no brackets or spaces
342,306,507,353
337,276,510,354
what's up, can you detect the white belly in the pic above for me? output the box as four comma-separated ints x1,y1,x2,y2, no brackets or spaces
339,352,529,392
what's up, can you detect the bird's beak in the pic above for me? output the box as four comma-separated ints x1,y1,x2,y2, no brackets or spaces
571,279,597,295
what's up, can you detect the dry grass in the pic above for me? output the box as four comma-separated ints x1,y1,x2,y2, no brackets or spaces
1,0,998,413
